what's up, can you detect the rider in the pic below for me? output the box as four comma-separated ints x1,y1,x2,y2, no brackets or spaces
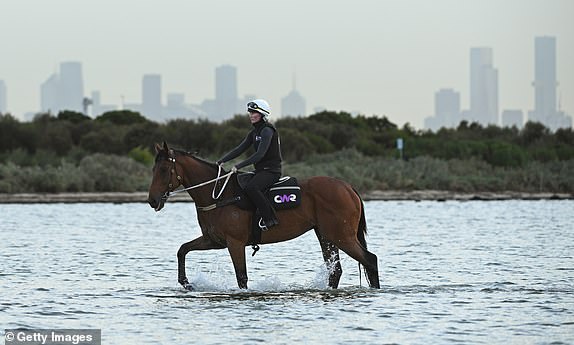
217,99,282,230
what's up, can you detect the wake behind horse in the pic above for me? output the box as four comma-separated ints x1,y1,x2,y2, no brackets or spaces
147,142,380,290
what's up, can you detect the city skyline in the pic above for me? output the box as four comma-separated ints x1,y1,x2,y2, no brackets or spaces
424,36,571,131
25,61,308,121
0,0,572,128
2,40,570,129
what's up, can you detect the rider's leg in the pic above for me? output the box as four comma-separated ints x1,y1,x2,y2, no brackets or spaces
244,171,280,228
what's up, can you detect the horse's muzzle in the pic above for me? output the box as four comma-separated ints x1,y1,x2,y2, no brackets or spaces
147,196,165,212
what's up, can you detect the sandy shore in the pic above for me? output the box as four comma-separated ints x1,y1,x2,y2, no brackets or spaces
0,190,571,204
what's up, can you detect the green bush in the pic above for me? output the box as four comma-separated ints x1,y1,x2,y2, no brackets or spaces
128,146,154,166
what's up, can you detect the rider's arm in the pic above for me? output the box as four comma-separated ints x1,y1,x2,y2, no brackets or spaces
235,127,274,169
218,130,253,164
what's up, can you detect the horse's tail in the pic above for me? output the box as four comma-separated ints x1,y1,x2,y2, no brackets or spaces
353,188,370,286
353,188,368,249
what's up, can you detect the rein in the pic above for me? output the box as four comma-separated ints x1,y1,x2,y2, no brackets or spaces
161,156,233,202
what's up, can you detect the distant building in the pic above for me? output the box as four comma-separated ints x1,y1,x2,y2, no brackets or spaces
167,93,185,110
469,47,498,125
281,90,306,117
214,65,239,120
435,88,460,126
40,73,60,113
163,93,206,120
141,74,162,120
281,74,306,117
90,91,117,117
39,62,85,114
59,62,84,112
528,36,572,130
501,110,524,128
424,88,460,131
0,80,6,113
530,36,557,123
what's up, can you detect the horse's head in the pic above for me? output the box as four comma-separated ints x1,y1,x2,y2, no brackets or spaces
147,141,182,211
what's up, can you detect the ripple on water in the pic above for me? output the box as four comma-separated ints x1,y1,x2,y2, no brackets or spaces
0,200,573,345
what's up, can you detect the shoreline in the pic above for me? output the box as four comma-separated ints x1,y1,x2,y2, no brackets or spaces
0,191,572,204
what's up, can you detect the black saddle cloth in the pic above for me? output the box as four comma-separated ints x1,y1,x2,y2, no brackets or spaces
236,173,301,211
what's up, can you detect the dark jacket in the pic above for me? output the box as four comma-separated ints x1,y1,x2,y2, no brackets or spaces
219,120,282,173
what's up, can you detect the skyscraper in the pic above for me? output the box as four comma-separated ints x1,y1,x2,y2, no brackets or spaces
470,47,498,125
215,65,238,120
281,90,306,117
59,62,84,112
40,73,60,113
528,36,572,130
141,74,162,120
0,80,6,113
435,88,460,126
281,74,306,117
530,36,557,123
424,88,460,131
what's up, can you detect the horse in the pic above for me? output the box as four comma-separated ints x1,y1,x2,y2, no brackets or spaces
147,142,380,290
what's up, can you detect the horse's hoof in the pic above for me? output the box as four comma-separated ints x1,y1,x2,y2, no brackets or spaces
179,278,193,290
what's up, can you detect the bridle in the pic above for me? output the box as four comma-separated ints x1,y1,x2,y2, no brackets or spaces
159,152,233,203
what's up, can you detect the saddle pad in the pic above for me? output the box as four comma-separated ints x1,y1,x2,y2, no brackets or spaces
236,173,301,210
266,184,301,210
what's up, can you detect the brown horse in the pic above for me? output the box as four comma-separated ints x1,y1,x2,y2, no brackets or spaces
147,142,380,290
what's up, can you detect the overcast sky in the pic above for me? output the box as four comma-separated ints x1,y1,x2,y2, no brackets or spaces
0,0,572,128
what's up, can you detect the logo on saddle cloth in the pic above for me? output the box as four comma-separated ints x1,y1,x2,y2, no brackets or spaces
266,178,301,210
274,193,297,203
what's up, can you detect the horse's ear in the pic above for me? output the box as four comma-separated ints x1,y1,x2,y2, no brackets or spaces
155,143,163,153
163,141,169,152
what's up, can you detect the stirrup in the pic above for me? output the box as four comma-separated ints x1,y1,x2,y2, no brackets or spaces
258,218,269,231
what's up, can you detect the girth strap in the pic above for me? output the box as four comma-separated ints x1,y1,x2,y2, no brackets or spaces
196,195,242,212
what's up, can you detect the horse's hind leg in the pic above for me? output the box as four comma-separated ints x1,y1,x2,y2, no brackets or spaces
338,241,380,289
314,230,342,289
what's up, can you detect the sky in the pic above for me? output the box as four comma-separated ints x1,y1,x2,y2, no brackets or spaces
0,0,572,128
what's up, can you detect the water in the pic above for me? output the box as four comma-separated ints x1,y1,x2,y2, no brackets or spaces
1,200,573,344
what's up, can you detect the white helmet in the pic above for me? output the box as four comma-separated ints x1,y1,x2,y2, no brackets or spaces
247,99,271,116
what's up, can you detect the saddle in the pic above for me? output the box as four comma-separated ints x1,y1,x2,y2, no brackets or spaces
237,172,301,211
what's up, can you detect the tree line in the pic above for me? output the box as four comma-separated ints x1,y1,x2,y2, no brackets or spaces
0,109,573,193
1,109,573,166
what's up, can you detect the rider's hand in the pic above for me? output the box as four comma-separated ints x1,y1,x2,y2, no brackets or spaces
231,166,238,173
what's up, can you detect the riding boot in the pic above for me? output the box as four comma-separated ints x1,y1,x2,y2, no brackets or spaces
245,188,279,229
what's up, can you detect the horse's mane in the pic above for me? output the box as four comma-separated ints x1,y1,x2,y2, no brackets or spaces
154,145,222,174
171,149,220,171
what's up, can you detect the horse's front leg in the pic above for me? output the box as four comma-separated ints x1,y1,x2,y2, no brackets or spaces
177,235,225,289
227,240,248,289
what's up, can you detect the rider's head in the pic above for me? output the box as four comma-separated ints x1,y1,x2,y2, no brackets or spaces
247,99,270,122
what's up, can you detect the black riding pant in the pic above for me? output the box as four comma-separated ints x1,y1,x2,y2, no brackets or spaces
244,170,281,222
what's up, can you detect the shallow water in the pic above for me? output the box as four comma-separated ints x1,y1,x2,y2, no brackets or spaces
1,200,573,344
